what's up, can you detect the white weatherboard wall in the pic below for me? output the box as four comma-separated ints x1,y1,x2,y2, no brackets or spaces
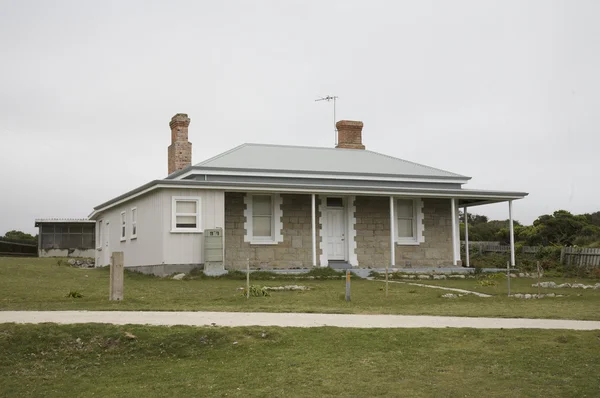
160,189,224,265
96,189,164,267
95,188,224,269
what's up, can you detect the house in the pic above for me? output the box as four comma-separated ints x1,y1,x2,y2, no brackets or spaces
35,219,96,258
89,113,527,276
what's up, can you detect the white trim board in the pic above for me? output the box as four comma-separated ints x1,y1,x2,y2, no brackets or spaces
89,183,525,219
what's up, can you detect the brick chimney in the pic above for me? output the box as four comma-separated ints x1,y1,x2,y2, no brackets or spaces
168,113,192,174
335,120,365,150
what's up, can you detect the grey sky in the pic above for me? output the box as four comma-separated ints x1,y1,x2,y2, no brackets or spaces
1,0,598,235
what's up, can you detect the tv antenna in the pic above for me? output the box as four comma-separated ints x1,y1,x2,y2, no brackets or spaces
315,95,338,145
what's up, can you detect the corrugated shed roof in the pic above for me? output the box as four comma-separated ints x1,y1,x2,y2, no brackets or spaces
35,218,95,226
195,143,469,179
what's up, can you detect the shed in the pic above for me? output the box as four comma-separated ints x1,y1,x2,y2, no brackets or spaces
34,219,96,258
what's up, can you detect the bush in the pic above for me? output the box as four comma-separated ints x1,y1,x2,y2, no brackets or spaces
66,290,83,298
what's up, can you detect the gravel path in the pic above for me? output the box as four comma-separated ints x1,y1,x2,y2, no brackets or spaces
1,311,599,330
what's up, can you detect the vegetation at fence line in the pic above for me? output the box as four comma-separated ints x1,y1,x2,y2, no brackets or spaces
0,230,37,242
460,209,600,247
187,266,345,281
2,257,600,320
2,324,599,397
0,230,38,256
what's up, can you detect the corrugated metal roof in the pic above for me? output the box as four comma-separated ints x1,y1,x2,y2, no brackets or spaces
195,143,469,179
35,218,95,226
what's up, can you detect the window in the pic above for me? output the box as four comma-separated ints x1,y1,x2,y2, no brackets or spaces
252,195,273,238
244,194,283,244
131,208,137,239
171,197,202,232
120,212,126,241
326,197,344,207
396,198,422,245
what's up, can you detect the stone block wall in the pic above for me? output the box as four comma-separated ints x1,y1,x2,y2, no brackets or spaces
354,197,454,267
224,192,318,269
354,196,391,267
394,198,454,267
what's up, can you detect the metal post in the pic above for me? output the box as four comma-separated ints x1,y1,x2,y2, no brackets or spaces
509,200,515,267
464,206,470,267
451,198,458,266
389,196,395,267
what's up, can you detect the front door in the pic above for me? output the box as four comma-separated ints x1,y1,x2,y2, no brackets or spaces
326,208,346,260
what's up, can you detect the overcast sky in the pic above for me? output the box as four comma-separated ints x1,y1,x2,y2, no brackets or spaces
1,0,599,235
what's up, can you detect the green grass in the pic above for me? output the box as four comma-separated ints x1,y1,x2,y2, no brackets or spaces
1,323,599,397
2,257,600,320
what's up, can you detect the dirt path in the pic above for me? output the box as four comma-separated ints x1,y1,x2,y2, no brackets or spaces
1,311,599,330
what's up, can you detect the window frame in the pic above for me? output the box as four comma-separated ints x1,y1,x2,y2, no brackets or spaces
130,207,137,239
251,194,275,242
244,193,283,245
120,211,126,242
171,196,202,233
395,198,421,245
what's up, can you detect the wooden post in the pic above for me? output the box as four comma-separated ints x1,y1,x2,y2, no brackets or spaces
506,261,510,297
345,270,351,302
311,193,317,267
508,200,516,267
536,261,541,297
464,206,470,268
560,247,565,264
246,258,250,299
109,251,124,301
451,198,458,265
385,263,389,298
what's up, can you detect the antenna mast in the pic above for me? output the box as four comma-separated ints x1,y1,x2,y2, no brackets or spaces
315,95,339,145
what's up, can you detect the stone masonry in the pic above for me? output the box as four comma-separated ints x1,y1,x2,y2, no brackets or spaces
394,198,454,267
168,113,192,175
225,192,453,269
354,197,453,267
354,196,391,266
224,192,319,269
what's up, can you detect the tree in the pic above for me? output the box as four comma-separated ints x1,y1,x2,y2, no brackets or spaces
1,230,37,242
531,210,600,246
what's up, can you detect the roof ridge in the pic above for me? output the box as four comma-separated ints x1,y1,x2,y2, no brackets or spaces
243,143,347,151
195,143,248,166
363,149,467,178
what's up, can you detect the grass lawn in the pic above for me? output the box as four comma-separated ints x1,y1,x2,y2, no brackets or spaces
1,257,600,320
1,323,599,397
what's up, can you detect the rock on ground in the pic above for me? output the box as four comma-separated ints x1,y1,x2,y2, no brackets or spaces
172,273,186,280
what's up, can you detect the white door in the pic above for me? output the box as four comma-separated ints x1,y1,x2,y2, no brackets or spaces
326,209,346,260
103,221,111,266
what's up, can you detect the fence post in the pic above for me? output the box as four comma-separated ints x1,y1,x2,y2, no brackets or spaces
345,270,351,302
507,261,511,297
560,247,565,264
246,258,250,299
109,252,124,301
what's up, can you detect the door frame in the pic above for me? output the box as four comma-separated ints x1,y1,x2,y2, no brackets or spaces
321,196,349,264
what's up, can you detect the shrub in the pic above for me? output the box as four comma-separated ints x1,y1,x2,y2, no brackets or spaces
66,290,83,298
241,285,270,297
